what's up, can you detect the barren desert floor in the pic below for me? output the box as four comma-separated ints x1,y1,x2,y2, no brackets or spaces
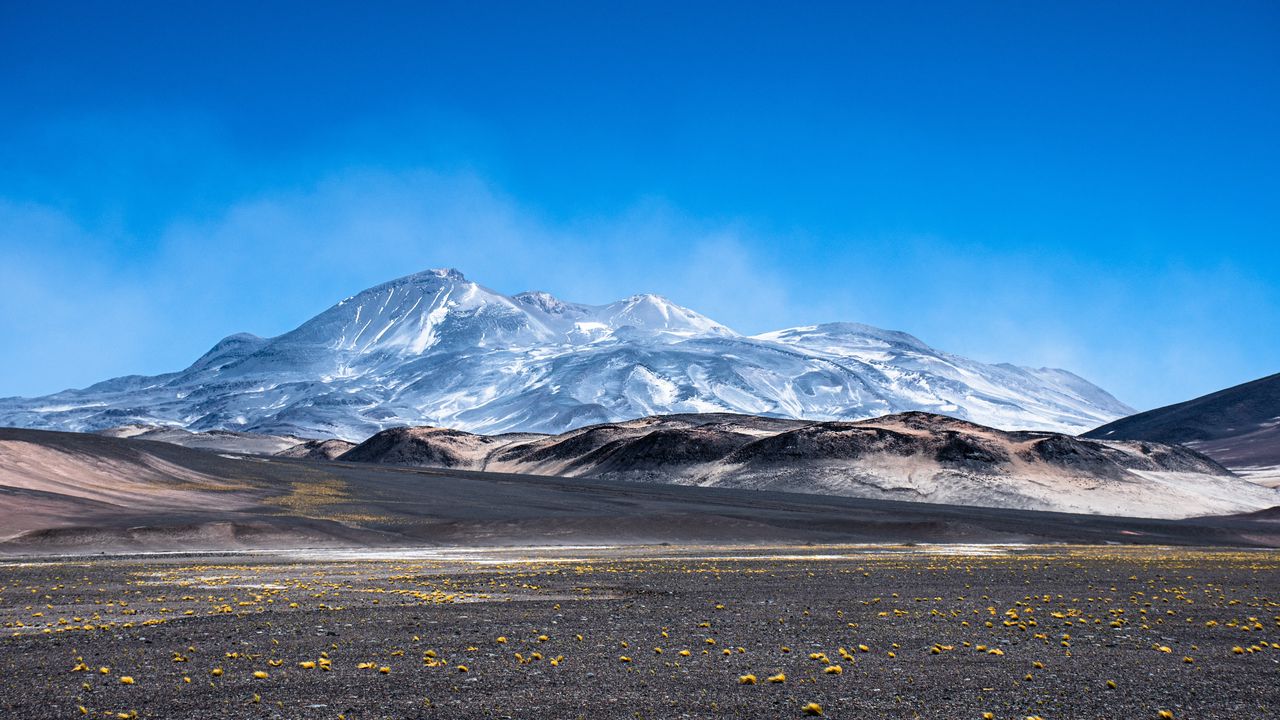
0,544,1276,719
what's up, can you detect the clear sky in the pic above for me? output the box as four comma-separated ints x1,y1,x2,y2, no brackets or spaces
1,1,1276,411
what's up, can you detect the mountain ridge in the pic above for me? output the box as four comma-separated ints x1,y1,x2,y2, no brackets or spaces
0,268,1133,439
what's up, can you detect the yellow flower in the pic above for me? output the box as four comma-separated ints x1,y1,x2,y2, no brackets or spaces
253,671,269,679
120,676,135,685
456,665,468,672
378,666,390,674
738,674,757,685
767,672,786,683
211,668,223,677
299,661,316,669
823,665,842,675
801,702,824,716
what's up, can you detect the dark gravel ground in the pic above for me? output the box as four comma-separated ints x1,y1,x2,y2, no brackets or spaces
0,545,1276,719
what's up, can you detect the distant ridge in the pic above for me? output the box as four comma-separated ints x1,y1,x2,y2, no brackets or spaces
1083,373,1280,483
0,268,1132,439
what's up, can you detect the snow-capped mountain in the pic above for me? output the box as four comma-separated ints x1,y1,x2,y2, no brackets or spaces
0,268,1133,440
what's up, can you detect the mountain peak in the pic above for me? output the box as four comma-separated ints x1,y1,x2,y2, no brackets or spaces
413,267,467,282
623,292,671,304
605,293,736,337
513,290,570,314
376,267,470,292
0,268,1130,439
187,332,269,372
335,268,472,308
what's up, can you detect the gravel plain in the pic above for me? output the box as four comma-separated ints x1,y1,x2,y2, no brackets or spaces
0,544,1277,719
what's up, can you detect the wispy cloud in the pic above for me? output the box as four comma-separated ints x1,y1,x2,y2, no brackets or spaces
0,170,798,396
2,168,1276,409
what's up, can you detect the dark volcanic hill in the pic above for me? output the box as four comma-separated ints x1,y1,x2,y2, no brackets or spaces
274,438,358,460
335,411,1278,519
1083,373,1280,485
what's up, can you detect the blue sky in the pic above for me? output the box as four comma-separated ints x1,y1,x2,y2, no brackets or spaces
1,1,1276,412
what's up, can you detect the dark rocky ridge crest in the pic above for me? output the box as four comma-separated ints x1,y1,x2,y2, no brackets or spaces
326,410,1269,518
275,438,358,460
338,426,504,469
343,410,1227,477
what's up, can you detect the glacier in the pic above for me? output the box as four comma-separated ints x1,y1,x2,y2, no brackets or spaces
0,268,1134,440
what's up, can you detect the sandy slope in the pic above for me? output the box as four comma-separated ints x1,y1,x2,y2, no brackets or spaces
0,436,254,541
97,424,308,454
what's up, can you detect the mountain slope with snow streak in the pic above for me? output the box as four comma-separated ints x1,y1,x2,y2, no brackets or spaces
0,269,1132,439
